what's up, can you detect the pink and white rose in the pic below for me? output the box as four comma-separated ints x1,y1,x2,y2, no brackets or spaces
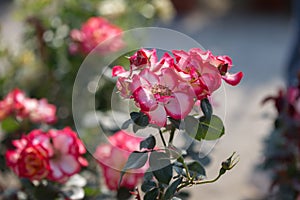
5,128,87,183
94,130,146,190
47,127,88,183
0,89,57,124
5,130,51,181
70,17,124,55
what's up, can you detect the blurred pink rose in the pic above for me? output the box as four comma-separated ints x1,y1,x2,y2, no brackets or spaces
5,130,51,181
70,17,124,55
94,130,146,190
47,127,88,183
0,88,57,124
5,128,87,183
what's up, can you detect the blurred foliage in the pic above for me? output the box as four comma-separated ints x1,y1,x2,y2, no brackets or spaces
0,0,174,127
0,0,175,199
261,81,300,199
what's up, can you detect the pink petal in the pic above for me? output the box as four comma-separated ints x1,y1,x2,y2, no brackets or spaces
152,52,173,72
159,68,179,90
49,161,63,179
59,155,80,175
222,71,243,86
112,66,126,77
133,87,158,111
201,73,222,93
52,134,73,154
147,104,167,127
139,69,159,86
165,92,194,119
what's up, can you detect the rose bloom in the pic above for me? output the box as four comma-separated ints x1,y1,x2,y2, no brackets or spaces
47,127,88,183
131,68,194,126
113,48,243,126
20,98,57,124
6,128,87,183
172,48,243,100
5,130,51,181
94,130,146,190
0,88,57,124
69,17,124,55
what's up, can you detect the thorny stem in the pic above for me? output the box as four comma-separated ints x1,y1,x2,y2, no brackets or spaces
159,129,167,147
177,170,224,191
177,152,239,191
168,126,176,144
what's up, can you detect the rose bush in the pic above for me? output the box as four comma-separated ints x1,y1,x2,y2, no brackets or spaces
111,48,243,199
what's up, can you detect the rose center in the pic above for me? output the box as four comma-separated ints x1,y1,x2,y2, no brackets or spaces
151,84,172,96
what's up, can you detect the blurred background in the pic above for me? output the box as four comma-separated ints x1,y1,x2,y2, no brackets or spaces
0,0,296,199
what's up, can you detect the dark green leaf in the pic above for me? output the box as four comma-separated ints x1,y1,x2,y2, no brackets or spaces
149,151,173,185
184,116,199,138
123,151,148,170
187,161,206,178
143,171,154,181
141,180,157,193
164,178,183,200
196,115,225,141
200,98,213,119
130,112,149,127
119,151,148,186
144,188,159,200
1,117,19,132
121,119,133,129
117,187,131,200
140,135,156,150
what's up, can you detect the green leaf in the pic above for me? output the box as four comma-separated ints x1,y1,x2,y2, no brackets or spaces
141,180,157,193
1,117,20,132
140,135,156,150
149,151,173,185
144,188,159,200
200,98,213,119
164,178,183,200
184,116,199,138
130,112,149,127
187,161,206,178
119,151,148,186
121,119,132,129
143,171,154,181
196,115,225,141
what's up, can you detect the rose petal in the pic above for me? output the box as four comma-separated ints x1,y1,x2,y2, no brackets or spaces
222,71,243,86
59,155,80,175
49,161,63,179
139,69,159,86
133,87,158,111
165,92,194,119
112,66,127,77
147,104,167,127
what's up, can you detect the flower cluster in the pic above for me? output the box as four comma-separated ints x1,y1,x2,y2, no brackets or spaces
5,127,87,183
94,130,146,190
113,48,243,126
0,89,56,124
69,17,124,55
